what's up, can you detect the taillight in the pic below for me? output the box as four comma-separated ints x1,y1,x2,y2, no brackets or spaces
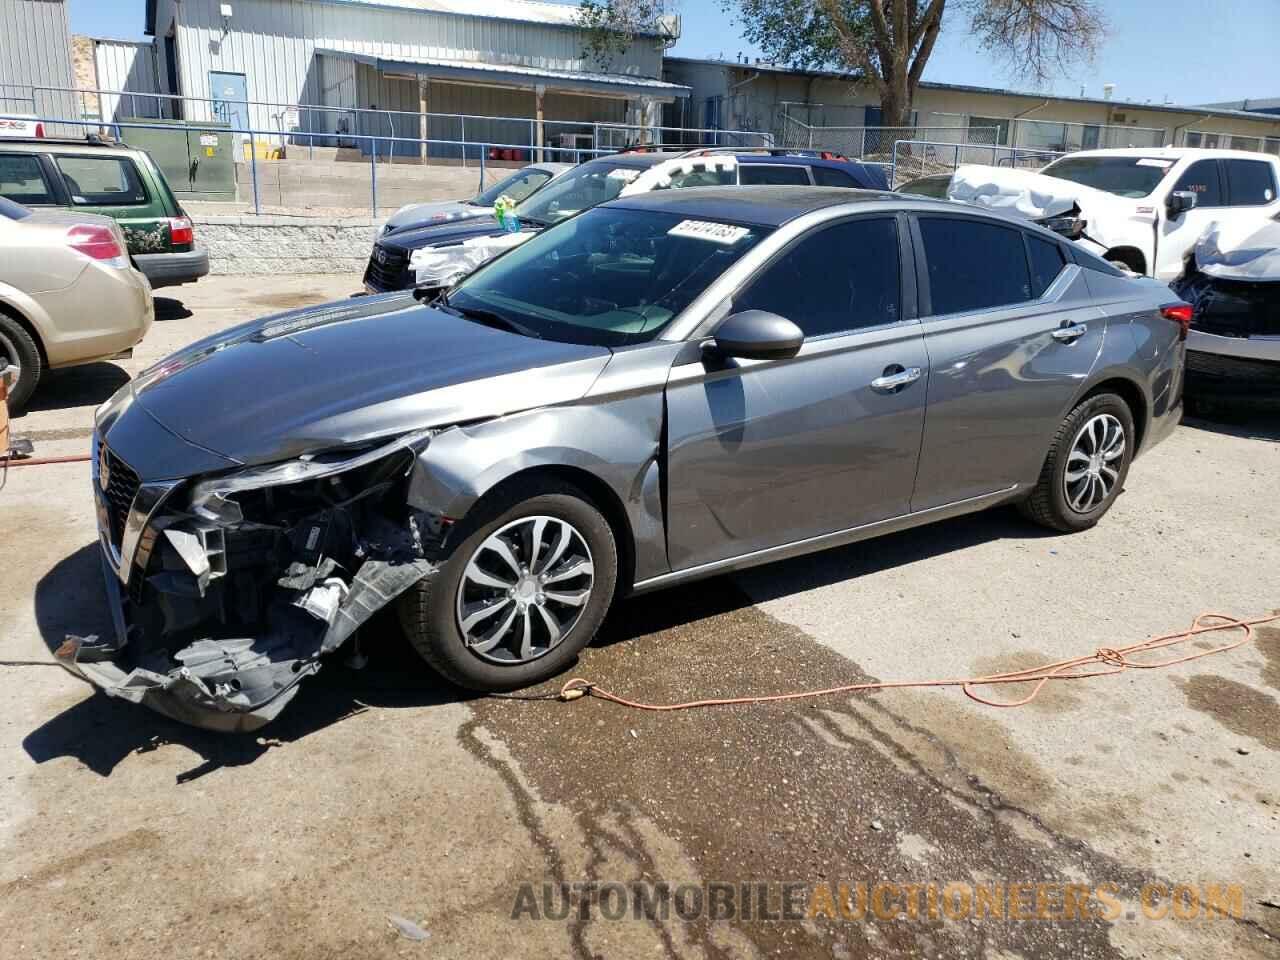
1160,302,1194,341
66,224,127,267
168,216,194,246
34,122,44,138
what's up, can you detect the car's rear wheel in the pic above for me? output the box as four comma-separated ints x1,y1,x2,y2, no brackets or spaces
0,312,41,414
1021,393,1135,532
398,478,617,691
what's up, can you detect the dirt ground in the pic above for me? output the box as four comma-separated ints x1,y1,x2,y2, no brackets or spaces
1,276,1277,959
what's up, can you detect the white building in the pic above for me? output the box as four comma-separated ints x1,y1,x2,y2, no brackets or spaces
142,0,688,157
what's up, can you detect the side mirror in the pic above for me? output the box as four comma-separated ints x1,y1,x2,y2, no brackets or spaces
1166,190,1197,219
707,310,804,361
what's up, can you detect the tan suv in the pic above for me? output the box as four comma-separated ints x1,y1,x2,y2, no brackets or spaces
0,196,153,411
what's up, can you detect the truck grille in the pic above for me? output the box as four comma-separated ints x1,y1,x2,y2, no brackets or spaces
364,244,411,291
101,445,142,552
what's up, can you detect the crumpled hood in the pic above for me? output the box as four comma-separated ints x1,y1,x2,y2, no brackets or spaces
1191,220,1280,282
948,165,1148,246
126,293,611,467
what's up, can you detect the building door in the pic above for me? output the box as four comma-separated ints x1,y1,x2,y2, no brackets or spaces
210,71,248,153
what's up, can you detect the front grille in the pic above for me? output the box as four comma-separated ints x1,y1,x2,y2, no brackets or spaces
102,446,141,552
364,244,411,291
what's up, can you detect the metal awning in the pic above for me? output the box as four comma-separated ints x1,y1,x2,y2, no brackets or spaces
317,49,691,101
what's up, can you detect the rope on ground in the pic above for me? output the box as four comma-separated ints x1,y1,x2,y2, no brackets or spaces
557,611,1280,712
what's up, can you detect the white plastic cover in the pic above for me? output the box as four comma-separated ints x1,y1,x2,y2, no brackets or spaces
1191,221,1280,282
946,165,1085,219
411,231,533,287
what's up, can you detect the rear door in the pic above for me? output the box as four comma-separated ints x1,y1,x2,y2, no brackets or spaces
665,214,929,570
909,214,1104,510
51,153,171,256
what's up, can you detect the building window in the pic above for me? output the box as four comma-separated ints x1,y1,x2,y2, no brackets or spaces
967,116,1010,145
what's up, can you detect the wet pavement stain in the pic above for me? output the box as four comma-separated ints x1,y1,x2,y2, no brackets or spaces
969,650,1086,715
1179,675,1280,753
466,579,1278,959
252,292,335,311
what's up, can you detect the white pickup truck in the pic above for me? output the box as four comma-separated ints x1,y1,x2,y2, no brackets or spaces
950,147,1280,281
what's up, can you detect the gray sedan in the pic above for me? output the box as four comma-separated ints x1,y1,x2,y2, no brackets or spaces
70,187,1186,730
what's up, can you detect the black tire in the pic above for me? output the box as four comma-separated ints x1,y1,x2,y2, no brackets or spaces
1020,393,1135,533
397,478,618,691
0,311,41,414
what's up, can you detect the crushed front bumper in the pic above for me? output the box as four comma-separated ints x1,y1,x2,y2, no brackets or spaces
61,431,438,732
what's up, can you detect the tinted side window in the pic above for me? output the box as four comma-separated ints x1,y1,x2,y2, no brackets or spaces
812,165,857,188
1172,160,1222,208
739,164,811,186
55,156,148,206
663,167,736,189
0,153,54,205
1224,159,1276,205
919,218,1032,315
1027,235,1067,298
733,217,900,338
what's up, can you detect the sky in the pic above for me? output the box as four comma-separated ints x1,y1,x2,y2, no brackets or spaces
68,0,1280,108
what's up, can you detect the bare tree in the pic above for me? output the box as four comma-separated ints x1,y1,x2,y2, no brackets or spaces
577,0,680,70
727,0,1106,128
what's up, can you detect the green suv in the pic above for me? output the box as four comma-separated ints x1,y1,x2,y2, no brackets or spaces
0,137,208,288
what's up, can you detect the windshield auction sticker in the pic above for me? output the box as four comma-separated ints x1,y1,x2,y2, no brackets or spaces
668,220,751,245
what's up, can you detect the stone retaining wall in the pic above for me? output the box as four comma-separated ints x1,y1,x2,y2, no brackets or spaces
193,215,387,276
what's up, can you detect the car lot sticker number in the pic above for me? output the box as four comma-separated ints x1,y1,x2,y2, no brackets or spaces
668,220,750,245
607,168,640,182
1136,158,1173,168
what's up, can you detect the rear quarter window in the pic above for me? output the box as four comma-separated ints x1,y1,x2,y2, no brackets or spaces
0,153,54,205
55,155,148,206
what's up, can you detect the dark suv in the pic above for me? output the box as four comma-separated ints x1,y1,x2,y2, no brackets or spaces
0,137,208,288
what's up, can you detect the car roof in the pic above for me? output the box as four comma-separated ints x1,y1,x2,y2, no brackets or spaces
607,185,901,227
1057,146,1278,162
0,137,135,153
585,151,685,170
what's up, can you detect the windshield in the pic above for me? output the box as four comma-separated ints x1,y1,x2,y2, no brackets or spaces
474,167,554,207
0,196,31,220
516,161,644,225
1040,155,1175,198
446,206,771,347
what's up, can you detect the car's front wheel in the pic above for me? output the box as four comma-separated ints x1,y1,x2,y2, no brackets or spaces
398,478,618,691
1021,393,1135,532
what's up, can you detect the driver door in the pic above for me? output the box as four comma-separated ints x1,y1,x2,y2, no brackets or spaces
664,216,929,571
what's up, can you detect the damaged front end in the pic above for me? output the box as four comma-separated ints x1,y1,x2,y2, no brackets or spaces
60,430,442,732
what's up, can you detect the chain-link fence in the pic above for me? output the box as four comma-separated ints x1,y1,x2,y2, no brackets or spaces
889,140,1064,188
776,114,1002,165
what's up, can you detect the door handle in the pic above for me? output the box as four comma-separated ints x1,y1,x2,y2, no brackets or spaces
1051,322,1089,343
870,366,923,393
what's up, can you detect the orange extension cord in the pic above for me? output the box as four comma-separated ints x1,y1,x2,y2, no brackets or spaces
558,612,1280,711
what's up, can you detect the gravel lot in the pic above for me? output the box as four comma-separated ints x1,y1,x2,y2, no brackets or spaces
1,275,1277,959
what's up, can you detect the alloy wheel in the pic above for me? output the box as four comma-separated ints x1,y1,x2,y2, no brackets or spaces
1063,413,1126,514
455,515,595,664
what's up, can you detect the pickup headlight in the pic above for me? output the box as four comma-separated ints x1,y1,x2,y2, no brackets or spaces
187,428,435,524
1040,215,1087,240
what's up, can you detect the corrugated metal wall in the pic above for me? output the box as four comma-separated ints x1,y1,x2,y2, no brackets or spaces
169,0,663,132
0,0,76,124
94,39,163,121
